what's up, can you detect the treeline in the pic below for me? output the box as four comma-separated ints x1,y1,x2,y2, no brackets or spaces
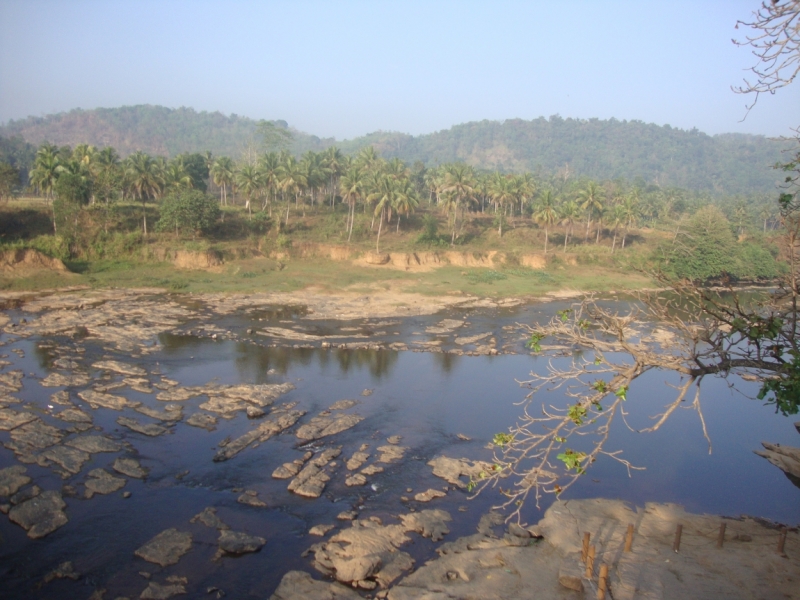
4,139,785,280
0,105,790,196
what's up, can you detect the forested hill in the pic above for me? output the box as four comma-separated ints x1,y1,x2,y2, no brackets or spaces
0,105,790,195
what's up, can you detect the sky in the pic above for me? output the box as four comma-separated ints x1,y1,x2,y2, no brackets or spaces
0,0,798,140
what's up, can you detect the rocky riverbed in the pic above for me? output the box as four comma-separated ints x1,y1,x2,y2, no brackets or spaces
0,287,797,599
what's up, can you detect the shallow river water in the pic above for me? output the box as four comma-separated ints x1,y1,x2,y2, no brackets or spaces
0,296,797,599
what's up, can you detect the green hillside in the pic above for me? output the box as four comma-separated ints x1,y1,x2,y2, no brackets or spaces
0,105,789,195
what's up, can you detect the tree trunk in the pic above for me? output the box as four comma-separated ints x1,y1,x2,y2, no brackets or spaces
142,198,147,236
544,227,548,255
585,216,591,242
376,208,384,253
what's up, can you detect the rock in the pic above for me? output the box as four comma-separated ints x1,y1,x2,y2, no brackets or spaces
190,507,229,530
135,528,193,567
156,387,199,402
0,407,37,430
346,451,370,471
124,377,153,394
345,474,367,487
237,491,267,507
337,511,358,521
38,445,91,475
754,442,800,479
43,560,80,583
310,524,335,536
269,570,361,600
214,407,306,462
92,360,147,377
558,564,584,592
217,530,266,556
507,522,531,538
78,390,139,411
246,405,265,419
288,448,342,498
113,457,148,479
10,484,40,504
139,582,186,599
296,413,364,441
400,509,452,542
454,332,492,346
41,372,92,387
10,419,63,451
361,465,384,476
135,404,182,421
272,453,312,479
309,522,413,586
386,435,402,445
329,399,358,411
85,468,126,498
376,445,407,463
8,490,69,538
117,416,168,437
66,435,121,453
55,408,93,424
0,465,31,496
361,389,373,397
456,433,471,441
186,412,217,431
414,489,446,503
427,455,492,488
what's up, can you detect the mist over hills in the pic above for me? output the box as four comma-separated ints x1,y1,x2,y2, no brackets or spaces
0,105,789,196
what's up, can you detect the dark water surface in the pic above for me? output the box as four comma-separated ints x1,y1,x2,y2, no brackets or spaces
0,300,798,599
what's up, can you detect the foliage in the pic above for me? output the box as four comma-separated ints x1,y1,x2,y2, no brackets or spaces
156,190,220,237
0,162,20,200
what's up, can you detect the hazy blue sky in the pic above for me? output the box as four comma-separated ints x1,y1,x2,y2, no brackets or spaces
0,0,797,139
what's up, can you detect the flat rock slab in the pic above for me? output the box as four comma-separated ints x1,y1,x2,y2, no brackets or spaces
135,528,193,567
400,509,451,542
117,416,168,437
85,468,126,498
427,455,492,488
186,412,217,431
288,448,342,498
113,457,148,479
376,445,407,463
310,524,335,536
296,413,364,441
0,408,37,430
414,488,446,503
0,465,31,496
217,530,266,556
329,399,358,411
214,407,306,462
92,360,147,376
55,408,93,424
135,404,182,421
238,491,267,507
8,490,69,539
40,372,91,387
190,507,229,530
346,451,370,471
66,435,121,453
345,474,367,487
78,390,139,411
269,570,361,600
38,445,90,475
139,581,186,599
754,442,800,479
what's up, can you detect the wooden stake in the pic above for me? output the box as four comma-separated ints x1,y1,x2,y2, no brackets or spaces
596,563,609,600
582,532,591,562
673,524,683,553
585,544,596,578
624,523,634,552
778,527,787,556
716,523,726,549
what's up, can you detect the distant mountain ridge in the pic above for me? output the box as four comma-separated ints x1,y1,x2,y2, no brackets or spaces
0,105,789,195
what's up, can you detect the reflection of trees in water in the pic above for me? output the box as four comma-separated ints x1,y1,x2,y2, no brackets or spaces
334,348,399,379
233,343,315,382
158,333,209,353
431,352,460,374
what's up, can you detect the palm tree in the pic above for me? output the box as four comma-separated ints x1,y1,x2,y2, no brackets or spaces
609,203,626,253
29,144,61,201
211,156,234,207
532,190,559,254
439,163,476,245
392,178,418,232
235,164,262,217
367,174,395,253
323,146,345,207
163,159,193,195
339,165,365,242
559,199,581,251
257,152,280,214
488,173,515,236
277,156,307,227
577,181,604,243
125,151,162,235
620,193,640,249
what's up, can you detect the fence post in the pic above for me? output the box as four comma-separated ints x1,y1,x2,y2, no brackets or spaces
716,523,726,549
673,524,683,553
624,523,634,552
585,545,596,579
582,532,591,562
596,563,609,600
